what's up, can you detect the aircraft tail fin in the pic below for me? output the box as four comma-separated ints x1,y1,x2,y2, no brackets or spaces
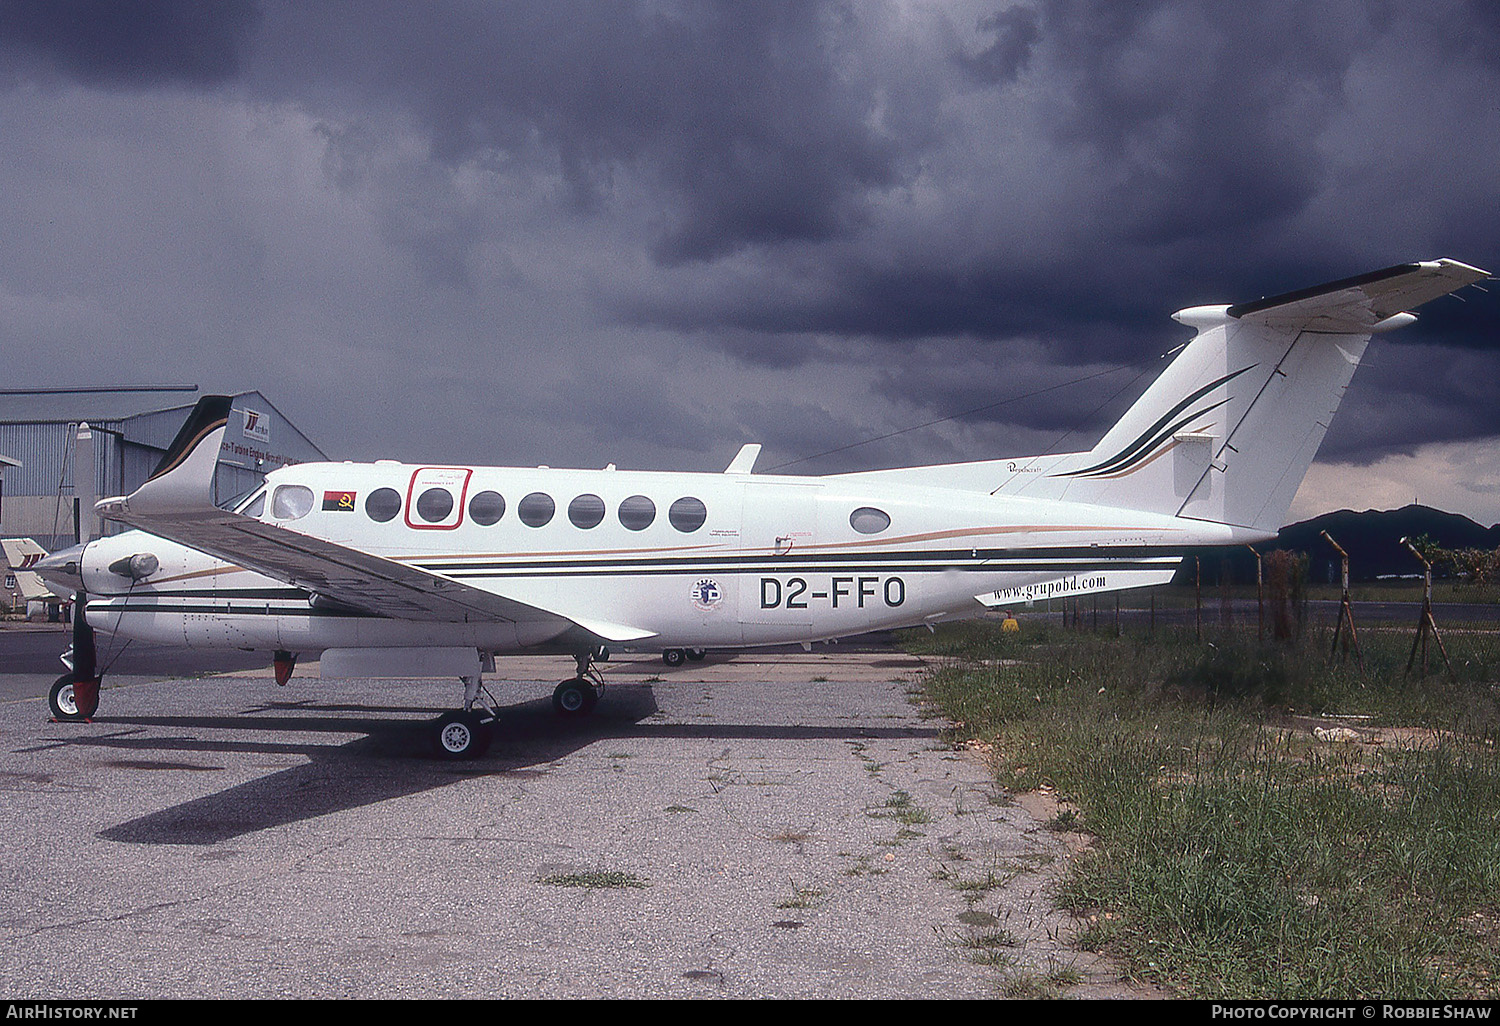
1019,259,1489,534
2,537,55,602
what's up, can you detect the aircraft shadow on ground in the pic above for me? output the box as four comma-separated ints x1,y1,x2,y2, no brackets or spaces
57,684,937,846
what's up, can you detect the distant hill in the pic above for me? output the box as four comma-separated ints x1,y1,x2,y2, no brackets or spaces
1175,505,1500,585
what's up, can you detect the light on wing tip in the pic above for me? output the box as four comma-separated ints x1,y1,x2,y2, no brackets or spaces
1370,312,1418,333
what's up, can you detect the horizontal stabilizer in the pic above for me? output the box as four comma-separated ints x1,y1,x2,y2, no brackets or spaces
2,538,55,601
1226,259,1489,333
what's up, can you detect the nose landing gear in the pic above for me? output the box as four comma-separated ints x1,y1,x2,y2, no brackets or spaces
49,673,99,721
49,591,100,722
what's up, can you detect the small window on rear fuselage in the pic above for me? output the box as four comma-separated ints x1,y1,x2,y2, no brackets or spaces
849,507,890,534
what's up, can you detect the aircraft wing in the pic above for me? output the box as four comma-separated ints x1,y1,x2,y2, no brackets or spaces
1225,258,1489,333
95,398,656,642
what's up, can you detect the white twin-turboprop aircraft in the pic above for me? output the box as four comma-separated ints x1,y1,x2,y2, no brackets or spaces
34,258,1490,757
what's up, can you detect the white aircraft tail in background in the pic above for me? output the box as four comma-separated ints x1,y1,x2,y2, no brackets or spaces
2,538,57,604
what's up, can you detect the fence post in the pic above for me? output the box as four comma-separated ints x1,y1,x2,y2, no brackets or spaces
1248,545,1263,643
1194,557,1202,641
1401,536,1453,679
1321,531,1364,671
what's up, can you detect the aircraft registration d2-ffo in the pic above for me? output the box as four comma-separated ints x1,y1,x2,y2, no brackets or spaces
35,258,1490,757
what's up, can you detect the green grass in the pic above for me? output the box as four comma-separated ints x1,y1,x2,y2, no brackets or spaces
776,886,826,909
867,790,934,827
908,618,1500,999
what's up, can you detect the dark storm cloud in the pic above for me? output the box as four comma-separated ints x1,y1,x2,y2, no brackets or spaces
1311,343,1500,473
1036,1,1356,245
608,1,1499,361
0,0,1495,497
248,1,938,264
0,0,258,87
959,6,1040,85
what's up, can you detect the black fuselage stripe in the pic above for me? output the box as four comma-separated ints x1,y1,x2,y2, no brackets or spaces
88,602,381,618
1057,365,1254,478
414,546,1186,573
1067,399,1231,480
94,551,1182,600
90,559,1179,615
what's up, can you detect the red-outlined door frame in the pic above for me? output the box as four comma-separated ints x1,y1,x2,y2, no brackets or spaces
404,467,473,530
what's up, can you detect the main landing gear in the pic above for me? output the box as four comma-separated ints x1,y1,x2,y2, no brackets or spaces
430,648,608,760
552,649,605,719
661,648,707,667
431,669,499,761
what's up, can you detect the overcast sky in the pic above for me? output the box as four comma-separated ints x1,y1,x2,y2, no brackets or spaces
2,0,1497,525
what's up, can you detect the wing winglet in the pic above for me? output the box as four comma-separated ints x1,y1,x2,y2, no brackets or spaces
115,394,233,516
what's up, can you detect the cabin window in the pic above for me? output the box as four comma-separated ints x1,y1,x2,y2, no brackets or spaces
468,490,505,526
669,496,708,533
271,484,314,521
365,487,402,522
849,507,891,534
568,493,606,529
416,487,455,524
518,492,555,527
240,490,267,519
618,494,655,531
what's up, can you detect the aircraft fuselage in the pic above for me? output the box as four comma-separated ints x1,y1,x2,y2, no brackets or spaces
72,459,1254,657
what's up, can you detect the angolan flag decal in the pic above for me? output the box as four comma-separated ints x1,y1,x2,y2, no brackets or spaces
322,490,357,511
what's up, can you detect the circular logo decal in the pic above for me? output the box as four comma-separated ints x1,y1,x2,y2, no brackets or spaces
690,578,723,611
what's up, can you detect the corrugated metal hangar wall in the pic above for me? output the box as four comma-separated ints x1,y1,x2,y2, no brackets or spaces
0,391,327,552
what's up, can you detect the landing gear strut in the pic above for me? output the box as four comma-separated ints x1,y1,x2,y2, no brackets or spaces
430,667,498,760
552,649,605,719
431,646,608,756
50,590,100,722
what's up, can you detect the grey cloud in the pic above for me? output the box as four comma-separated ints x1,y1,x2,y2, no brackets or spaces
0,1,1496,511
0,0,258,88
960,7,1041,85
249,2,938,264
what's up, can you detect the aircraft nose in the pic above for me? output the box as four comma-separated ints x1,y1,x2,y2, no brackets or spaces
32,542,88,596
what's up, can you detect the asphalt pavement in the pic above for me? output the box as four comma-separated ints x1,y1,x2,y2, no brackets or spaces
0,626,1148,1000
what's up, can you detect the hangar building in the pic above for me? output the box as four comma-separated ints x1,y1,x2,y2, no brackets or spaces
0,389,326,551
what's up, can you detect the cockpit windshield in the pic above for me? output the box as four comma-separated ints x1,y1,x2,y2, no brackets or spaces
221,485,267,517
